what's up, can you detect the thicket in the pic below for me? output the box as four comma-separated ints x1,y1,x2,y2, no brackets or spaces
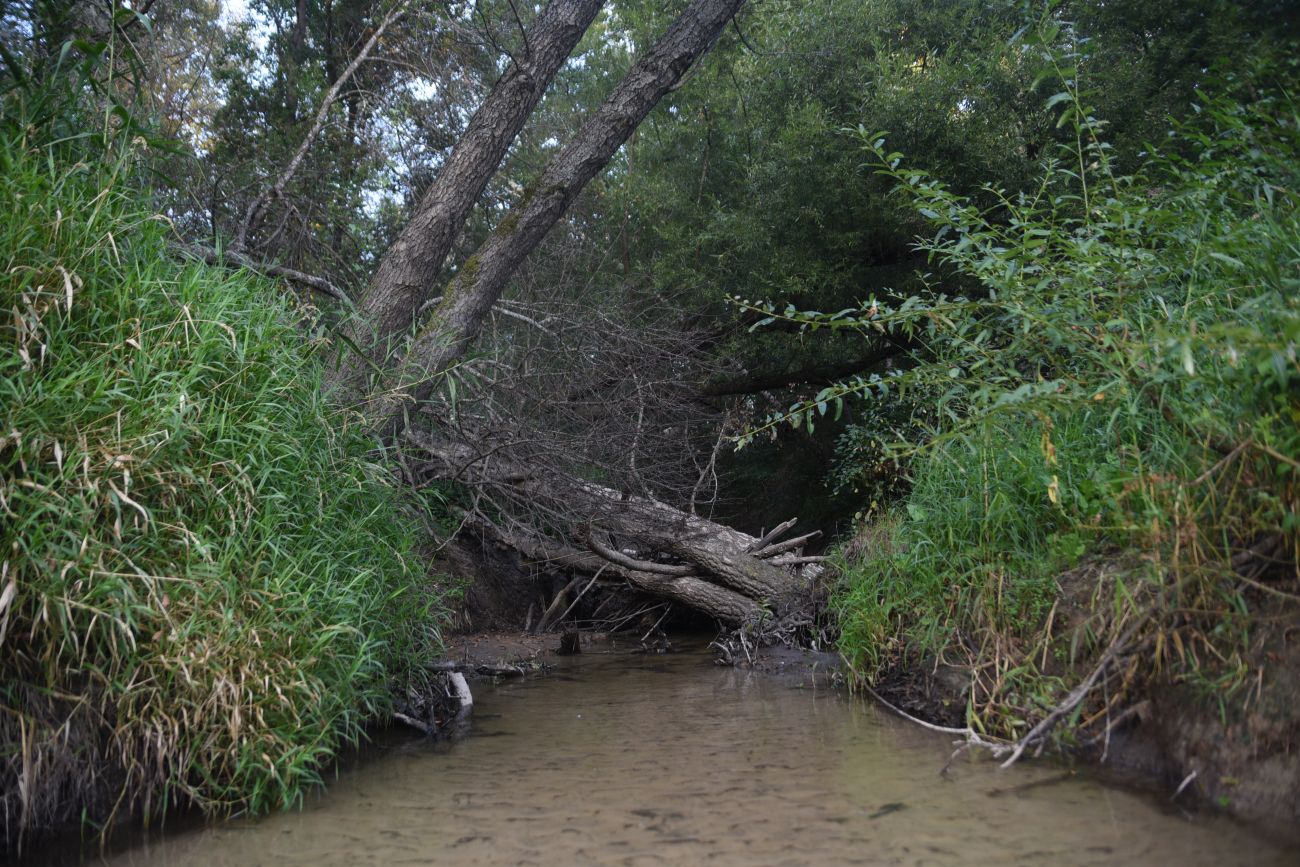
0,72,440,849
746,37,1300,739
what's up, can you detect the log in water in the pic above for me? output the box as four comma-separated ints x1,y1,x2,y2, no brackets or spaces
75,642,1294,866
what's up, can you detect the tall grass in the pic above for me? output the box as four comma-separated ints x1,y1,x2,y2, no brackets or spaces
749,39,1300,738
0,92,440,849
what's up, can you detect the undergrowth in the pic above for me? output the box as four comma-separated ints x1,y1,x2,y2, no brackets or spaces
0,85,441,849
746,35,1300,742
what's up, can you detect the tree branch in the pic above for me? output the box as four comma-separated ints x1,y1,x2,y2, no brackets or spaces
702,345,904,397
234,0,411,252
183,244,351,304
586,532,696,576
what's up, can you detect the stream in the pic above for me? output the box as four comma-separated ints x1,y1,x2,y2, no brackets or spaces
56,641,1296,866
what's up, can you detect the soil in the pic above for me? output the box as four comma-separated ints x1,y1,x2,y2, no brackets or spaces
439,630,842,682
867,612,1300,831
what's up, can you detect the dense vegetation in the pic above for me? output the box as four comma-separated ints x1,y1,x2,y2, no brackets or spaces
1,0,1297,848
815,48,1300,738
0,81,440,844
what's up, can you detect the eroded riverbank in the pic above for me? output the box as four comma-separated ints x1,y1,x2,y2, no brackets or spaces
34,641,1298,866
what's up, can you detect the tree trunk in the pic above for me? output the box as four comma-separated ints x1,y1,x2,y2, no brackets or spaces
332,0,605,388
462,512,763,626
365,0,747,434
409,434,809,625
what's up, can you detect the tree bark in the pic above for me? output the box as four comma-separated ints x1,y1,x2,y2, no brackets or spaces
333,0,606,386
366,0,747,434
411,434,807,624
463,512,762,625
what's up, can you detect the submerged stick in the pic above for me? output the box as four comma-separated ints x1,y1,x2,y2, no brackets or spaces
449,671,474,721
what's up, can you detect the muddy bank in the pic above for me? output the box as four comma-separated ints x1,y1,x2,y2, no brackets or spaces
868,632,1300,831
436,630,841,681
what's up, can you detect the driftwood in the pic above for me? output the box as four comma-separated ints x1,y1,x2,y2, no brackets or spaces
408,432,821,626
448,672,474,723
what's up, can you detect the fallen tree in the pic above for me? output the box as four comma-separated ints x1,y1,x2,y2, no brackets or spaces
361,0,749,433
406,432,822,626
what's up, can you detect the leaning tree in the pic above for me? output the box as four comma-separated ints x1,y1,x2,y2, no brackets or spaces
209,0,822,627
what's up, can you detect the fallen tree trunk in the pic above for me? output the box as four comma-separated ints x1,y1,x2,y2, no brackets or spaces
463,511,763,625
411,433,814,625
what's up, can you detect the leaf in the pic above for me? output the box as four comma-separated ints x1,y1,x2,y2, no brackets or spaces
1045,91,1072,110
1208,251,1245,270
906,503,928,521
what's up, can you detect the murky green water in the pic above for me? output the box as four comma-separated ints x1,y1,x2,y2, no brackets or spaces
64,643,1296,866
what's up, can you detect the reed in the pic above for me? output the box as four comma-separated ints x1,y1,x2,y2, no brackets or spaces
0,94,442,850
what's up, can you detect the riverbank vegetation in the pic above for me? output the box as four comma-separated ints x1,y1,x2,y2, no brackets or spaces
2,0,1297,850
815,45,1300,801
0,76,442,846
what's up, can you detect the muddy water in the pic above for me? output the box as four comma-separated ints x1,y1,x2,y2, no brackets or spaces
93,643,1290,866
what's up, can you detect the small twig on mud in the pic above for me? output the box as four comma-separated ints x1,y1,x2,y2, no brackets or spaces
1000,616,1146,768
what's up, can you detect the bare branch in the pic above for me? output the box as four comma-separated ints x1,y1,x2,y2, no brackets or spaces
183,244,351,304
586,533,696,576
756,531,821,559
746,517,797,553
234,0,412,252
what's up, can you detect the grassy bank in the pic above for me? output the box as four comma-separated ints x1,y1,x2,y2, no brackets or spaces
806,46,1300,795
0,93,441,849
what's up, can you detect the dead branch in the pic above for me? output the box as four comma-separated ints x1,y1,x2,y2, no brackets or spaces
586,532,696,576
234,0,412,252
747,517,797,553
756,531,821,559
1000,616,1147,768
183,244,350,304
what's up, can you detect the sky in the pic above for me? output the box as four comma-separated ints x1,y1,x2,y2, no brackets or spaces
220,0,252,26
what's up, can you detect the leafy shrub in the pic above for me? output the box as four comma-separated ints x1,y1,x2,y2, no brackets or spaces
747,36,1300,734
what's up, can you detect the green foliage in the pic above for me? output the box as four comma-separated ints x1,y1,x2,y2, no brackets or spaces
0,95,441,844
585,0,1266,534
799,36,1300,736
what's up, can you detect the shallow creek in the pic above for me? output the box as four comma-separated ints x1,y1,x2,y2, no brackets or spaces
77,642,1294,866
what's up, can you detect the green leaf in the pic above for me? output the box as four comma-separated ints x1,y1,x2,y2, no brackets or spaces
1045,91,1072,110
